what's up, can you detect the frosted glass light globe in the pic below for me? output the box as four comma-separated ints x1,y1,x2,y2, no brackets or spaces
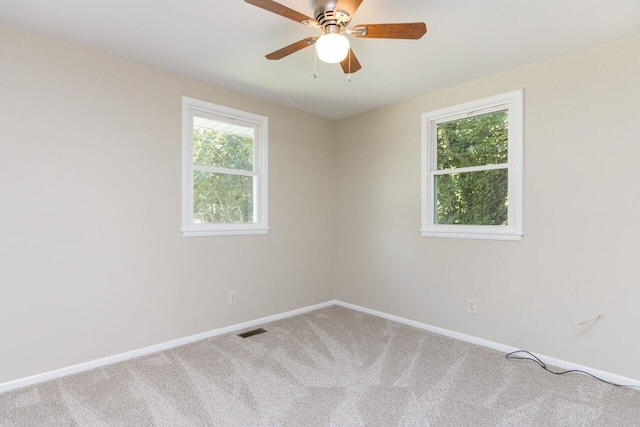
315,33,350,64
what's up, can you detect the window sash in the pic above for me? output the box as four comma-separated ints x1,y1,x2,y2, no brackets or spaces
192,171,256,224
192,112,257,172
421,90,523,240
193,164,257,177
182,97,268,237
433,163,508,176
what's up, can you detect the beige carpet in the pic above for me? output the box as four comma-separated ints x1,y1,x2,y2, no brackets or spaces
1,305,639,426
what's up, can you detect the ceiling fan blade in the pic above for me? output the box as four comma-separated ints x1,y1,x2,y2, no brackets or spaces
265,37,317,60
340,48,362,74
353,22,427,39
245,0,316,25
334,0,364,17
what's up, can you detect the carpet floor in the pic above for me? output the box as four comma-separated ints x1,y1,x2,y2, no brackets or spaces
1,305,639,426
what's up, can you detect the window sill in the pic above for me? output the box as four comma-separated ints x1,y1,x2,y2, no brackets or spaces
420,230,522,241
182,228,269,238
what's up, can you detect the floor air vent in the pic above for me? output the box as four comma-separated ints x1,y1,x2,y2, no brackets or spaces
237,328,267,338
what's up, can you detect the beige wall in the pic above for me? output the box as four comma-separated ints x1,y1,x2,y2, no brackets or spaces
0,25,335,384
335,34,640,379
2,22,640,385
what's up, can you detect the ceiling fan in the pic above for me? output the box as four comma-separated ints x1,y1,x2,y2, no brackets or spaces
245,0,427,74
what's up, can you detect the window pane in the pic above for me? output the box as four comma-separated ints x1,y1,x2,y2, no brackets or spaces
437,110,508,170
193,171,254,224
435,169,508,225
193,115,254,171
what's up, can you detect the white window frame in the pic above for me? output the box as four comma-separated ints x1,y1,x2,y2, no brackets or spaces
182,96,268,237
421,89,523,241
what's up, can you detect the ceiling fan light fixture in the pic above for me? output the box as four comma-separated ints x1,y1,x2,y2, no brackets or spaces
315,32,350,64
245,0,428,75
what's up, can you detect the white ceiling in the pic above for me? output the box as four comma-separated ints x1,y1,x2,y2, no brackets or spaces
1,0,639,119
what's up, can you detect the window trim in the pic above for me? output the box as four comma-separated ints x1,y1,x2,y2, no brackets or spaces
182,96,268,237
421,89,523,241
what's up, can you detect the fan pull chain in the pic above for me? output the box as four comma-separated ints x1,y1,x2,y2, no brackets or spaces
347,49,351,82
313,49,318,79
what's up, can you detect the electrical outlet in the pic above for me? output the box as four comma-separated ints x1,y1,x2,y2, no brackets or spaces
228,290,237,305
467,298,478,315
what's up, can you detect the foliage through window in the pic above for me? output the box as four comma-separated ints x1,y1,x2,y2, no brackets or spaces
182,97,268,237
421,90,523,240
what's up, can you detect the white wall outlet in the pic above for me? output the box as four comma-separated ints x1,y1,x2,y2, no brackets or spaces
467,298,478,315
228,290,237,305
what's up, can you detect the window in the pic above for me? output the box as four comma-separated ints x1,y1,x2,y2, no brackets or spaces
182,97,268,237
421,90,523,240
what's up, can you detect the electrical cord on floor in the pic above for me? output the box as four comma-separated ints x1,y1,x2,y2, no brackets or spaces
505,350,640,389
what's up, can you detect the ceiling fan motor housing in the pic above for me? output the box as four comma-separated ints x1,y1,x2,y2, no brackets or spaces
314,0,351,30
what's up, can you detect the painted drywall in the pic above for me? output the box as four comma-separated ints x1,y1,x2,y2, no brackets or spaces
334,34,640,380
2,20,640,387
0,25,335,384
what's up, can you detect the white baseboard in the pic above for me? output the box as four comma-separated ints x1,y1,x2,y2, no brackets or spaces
3,299,639,393
0,300,335,393
334,300,640,388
